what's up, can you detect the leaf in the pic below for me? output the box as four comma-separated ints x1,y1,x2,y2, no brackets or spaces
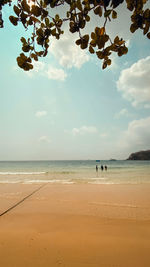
55,14,59,21
42,10,48,18
104,9,111,18
9,16,18,26
100,27,105,35
112,10,117,19
89,46,95,54
22,0,30,14
31,53,38,61
30,16,40,24
90,39,96,47
36,28,43,37
107,59,111,65
24,63,33,71
143,22,149,35
83,34,89,42
96,51,103,59
94,6,100,15
20,12,28,22
114,36,119,43
45,18,50,27
147,32,150,39
95,27,101,35
22,45,30,52
85,15,90,22
127,3,134,11
103,34,109,42
94,6,102,17
13,5,21,16
20,37,26,44
51,28,56,35
122,46,128,54
143,9,150,19
80,42,88,49
36,51,44,56
142,0,148,3
98,6,102,17
76,0,82,11
91,32,96,40
76,39,81,45
79,20,85,29
31,5,42,17
130,23,138,33
102,61,107,69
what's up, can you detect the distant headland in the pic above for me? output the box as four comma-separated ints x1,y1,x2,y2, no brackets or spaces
127,150,150,160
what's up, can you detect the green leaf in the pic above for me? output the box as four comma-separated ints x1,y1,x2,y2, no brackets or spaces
112,10,117,19
104,10,111,18
85,15,90,22
94,6,100,15
20,37,26,44
45,18,50,27
55,14,59,21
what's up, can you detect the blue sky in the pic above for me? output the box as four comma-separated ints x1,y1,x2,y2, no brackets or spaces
0,2,150,160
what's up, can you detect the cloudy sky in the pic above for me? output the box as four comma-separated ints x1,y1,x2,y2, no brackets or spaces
0,2,150,160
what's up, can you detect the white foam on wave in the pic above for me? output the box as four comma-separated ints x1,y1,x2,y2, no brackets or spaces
89,201,139,208
0,180,21,184
0,172,46,175
23,179,75,184
88,181,118,185
89,177,106,180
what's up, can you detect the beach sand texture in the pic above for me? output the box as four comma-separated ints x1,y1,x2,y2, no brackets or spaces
0,183,150,267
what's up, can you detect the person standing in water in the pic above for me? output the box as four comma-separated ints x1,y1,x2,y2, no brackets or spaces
96,165,98,173
101,165,104,171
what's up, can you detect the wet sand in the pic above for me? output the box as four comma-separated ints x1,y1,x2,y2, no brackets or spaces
0,183,150,267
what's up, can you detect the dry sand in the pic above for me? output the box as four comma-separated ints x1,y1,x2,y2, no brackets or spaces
0,183,150,267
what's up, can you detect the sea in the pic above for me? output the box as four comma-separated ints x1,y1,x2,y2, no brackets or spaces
0,160,150,185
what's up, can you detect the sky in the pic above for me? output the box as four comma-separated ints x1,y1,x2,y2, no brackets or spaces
0,1,150,160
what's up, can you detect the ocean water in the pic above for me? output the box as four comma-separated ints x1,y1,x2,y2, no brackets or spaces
0,160,150,185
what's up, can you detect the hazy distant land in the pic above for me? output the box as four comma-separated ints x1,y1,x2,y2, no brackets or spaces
127,150,150,160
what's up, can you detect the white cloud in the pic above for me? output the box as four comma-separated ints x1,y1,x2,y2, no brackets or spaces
33,61,45,72
25,61,67,81
39,136,51,143
114,108,130,119
49,31,89,69
46,66,67,81
118,116,150,151
100,132,109,138
35,111,47,118
71,126,98,136
26,61,45,77
117,56,150,107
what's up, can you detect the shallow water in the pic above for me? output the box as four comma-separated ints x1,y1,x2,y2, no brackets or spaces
0,160,149,184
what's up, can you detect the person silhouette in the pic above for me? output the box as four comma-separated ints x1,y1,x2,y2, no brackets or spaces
96,165,98,172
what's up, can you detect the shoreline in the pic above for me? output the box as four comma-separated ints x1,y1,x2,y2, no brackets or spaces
0,183,150,266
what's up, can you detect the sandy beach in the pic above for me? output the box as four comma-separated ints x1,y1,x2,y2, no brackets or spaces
0,183,150,267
